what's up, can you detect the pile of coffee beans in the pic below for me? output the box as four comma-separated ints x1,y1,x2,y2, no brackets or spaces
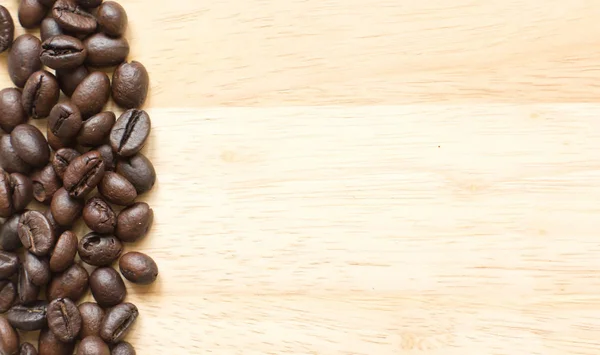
0,1,158,354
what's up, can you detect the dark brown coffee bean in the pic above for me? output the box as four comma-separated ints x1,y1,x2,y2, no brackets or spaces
0,316,19,355
18,210,55,256
50,230,77,273
0,281,16,313
77,336,109,355
78,302,104,339
23,252,50,286
51,148,80,179
31,164,62,204
115,202,152,243
48,298,81,342
77,112,115,147
78,233,122,266
11,124,50,167
7,300,47,331
47,129,73,152
97,1,127,37
99,303,137,344
8,35,43,88
0,251,18,279
0,134,31,174
111,342,135,355
44,209,64,241
96,144,115,171
56,65,88,97
41,17,64,42
19,0,47,29
112,61,149,109
83,196,116,234
0,88,27,133
98,172,136,206
72,72,110,118
116,153,155,194
39,0,57,6
22,70,60,119
119,252,158,285
17,265,39,305
63,150,105,199
51,187,84,226
0,170,33,217
39,327,75,355
76,0,102,8
48,101,83,142
0,214,22,251
47,263,88,301
84,33,129,67
19,342,37,355
40,35,87,70
52,0,97,34
109,109,150,157
0,6,15,54
89,267,125,308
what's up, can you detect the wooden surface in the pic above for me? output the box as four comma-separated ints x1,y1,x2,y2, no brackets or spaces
3,0,600,354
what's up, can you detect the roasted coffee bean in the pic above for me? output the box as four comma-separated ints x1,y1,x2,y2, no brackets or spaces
84,33,129,67
116,153,155,194
18,0,47,29
24,252,50,286
39,327,75,355
0,170,33,217
0,251,18,279
76,0,102,8
77,336,109,355
63,150,105,199
22,70,60,119
111,342,135,355
119,252,158,285
51,187,84,226
98,172,136,206
0,214,22,251
0,88,27,133
0,281,16,313
47,263,88,301
45,209,64,240
78,233,122,266
47,129,72,151
89,267,125,308
11,124,50,167
72,72,110,118
39,0,57,6
52,0,97,34
83,196,116,234
8,34,43,88
48,298,81,342
40,35,87,71
48,101,83,142
0,6,14,53
41,17,64,41
0,134,31,174
96,144,115,171
50,230,77,273
97,1,127,37
109,109,150,157
19,342,37,355
100,303,137,344
18,210,55,256
115,202,152,243
18,265,39,305
51,148,80,179
0,316,19,355
78,302,104,338
56,65,88,97
112,61,149,109
31,164,62,204
7,301,47,331
77,112,115,147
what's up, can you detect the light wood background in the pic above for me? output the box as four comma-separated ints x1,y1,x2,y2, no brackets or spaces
3,0,600,354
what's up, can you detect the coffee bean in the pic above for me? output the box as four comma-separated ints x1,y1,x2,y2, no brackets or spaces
72,72,110,118
21,70,61,119
99,303,137,344
24,252,51,286
52,0,97,34
39,327,75,355
112,61,149,109
8,34,43,88
18,210,55,256
48,129,73,152
48,101,83,142
31,164,62,204
83,196,116,234
7,300,47,331
11,124,50,167
77,336,110,355
47,263,88,301
96,144,116,171
111,342,135,355
78,302,104,338
119,252,158,285
40,35,87,70
109,109,151,157
0,6,14,53
84,33,129,67
79,233,122,266
0,134,31,174
17,265,39,305
48,298,82,342
51,187,84,226
45,209,64,241
19,342,37,355
76,0,102,8
18,0,47,29
51,148,80,179
39,0,57,6
0,88,27,133
116,153,155,194
77,112,115,147
0,251,18,279
41,17,64,42
115,202,153,243
97,1,127,37
89,267,125,308
98,172,136,206
0,170,34,217
0,316,19,355
56,65,88,97
63,150,105,199
49,230,77,273
0,214,22,251
0,281,16,313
